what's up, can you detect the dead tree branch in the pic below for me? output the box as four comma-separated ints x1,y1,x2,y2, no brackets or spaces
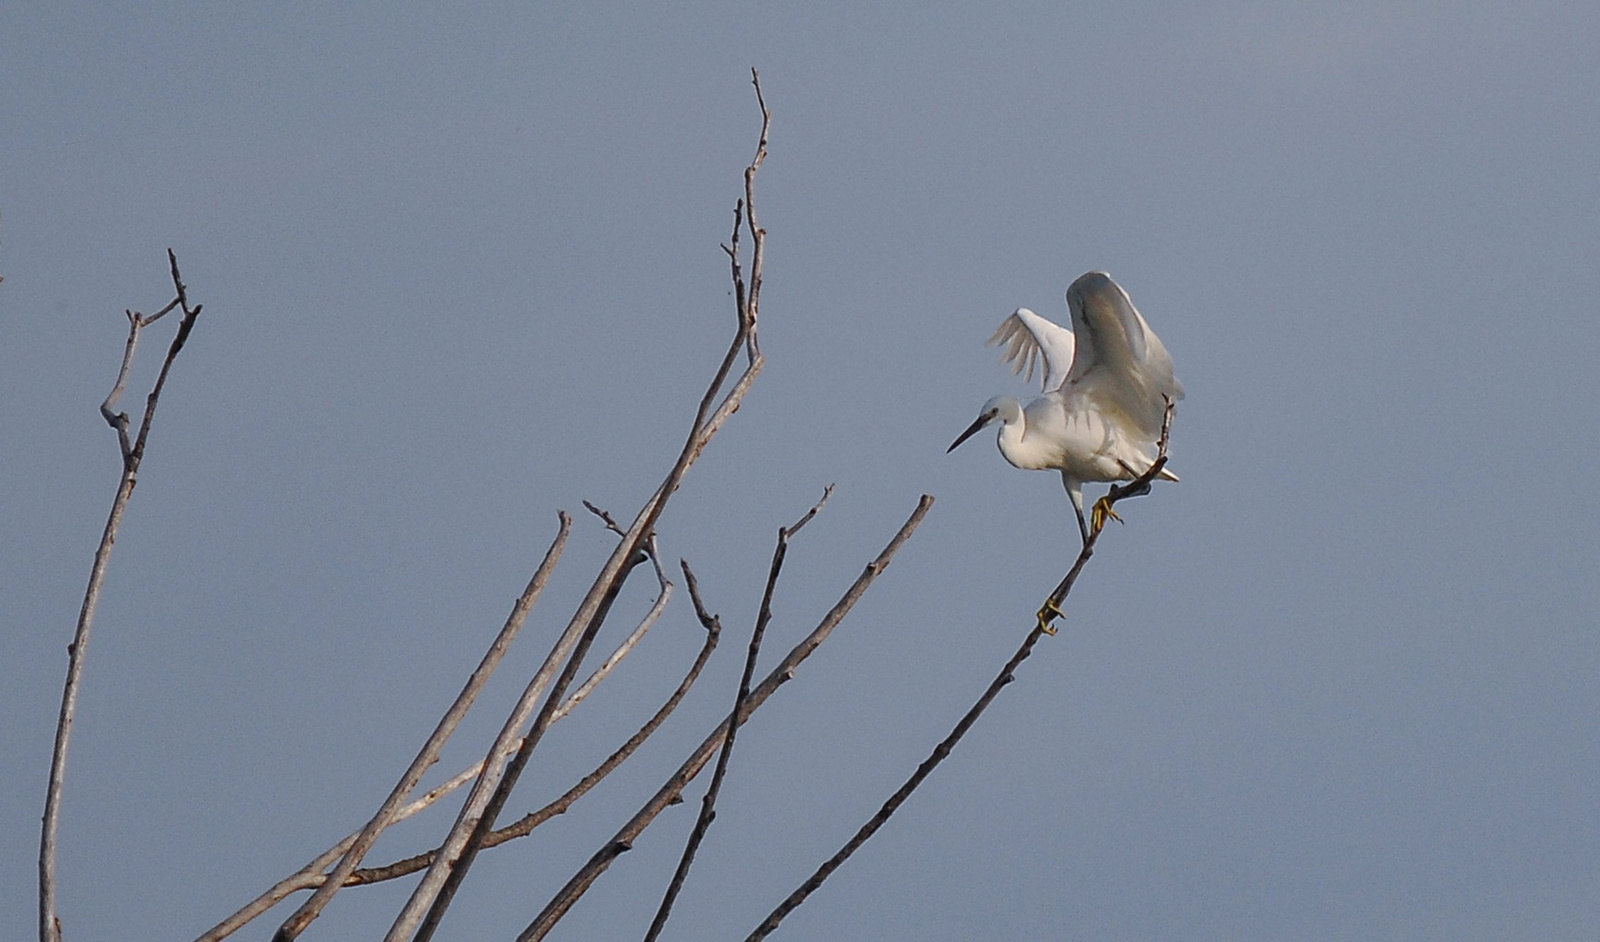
348,571,720,885
199,531,669,941
41,250,201,942
557,535,673,719
269,513,573,941
387,69,774,942
644,485,833,942
518,494,934,942
401,550,648,942
201,565,710,939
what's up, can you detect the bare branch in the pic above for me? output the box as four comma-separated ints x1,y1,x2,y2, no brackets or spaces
348,585,721,886
518,495,934,942
387,69,774,942
740,68,771,361
554,536,673,721
403,549,647,942
199,534,670,942
744,405,1178,941
744,617,1045,942
197,843,345,942
644,486,832,941
269,513,573,942
42,252,201,942
680,558,721,634
582,500,626,537
100,311,142,461
782,485,832,538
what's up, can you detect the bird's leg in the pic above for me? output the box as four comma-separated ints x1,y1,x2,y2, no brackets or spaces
1035,598,1065,636
1072,502,1091,546
1064,475,1091,547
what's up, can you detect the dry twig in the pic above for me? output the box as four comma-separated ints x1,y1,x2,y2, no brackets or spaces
557,534,673,718
269,513,573,942
40,250,200,942
205,577,718,925
404,550,648,942
387,68,774,942
198,531,670,942
643,486,833,942
347,565,719,885
518,495,934,942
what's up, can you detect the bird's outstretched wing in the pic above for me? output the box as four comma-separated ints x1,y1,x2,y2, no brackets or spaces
987,307,1076,393
1064,271,1184,439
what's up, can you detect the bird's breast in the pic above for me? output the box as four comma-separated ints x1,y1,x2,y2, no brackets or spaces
1005,396,1146,482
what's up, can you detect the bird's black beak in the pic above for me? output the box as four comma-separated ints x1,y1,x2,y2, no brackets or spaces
947,415,989,453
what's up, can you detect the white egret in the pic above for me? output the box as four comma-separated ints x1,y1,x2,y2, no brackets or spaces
949,270,1184,547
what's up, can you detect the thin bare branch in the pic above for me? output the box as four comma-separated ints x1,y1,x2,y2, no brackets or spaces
740,68,771,361
519,495,934,942
42,253,201,942
349,587,721,886
582,500,626,537
201,570,707,936
644,485,832,942
197,841,346,942
744,405,1178,941
100,311,142,460
679,558,721,633
403,549,647,942
555,536,673,721
388,70,773,942
199,536,670,942
270,513,573,942
745,621,1045,942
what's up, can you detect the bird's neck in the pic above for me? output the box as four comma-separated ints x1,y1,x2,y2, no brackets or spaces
996,418,1053,470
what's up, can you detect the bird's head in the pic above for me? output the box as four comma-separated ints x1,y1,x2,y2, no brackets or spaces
947,395,1021,453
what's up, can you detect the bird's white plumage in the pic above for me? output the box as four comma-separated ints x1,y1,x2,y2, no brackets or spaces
1062,271,1182,440
949,271,1184,544
988,307,1076,393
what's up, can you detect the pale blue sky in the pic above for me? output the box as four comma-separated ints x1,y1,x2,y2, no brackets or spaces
5,3,1599,939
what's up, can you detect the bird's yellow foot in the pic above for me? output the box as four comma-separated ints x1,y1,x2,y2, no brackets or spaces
1036,598,1065,636
1090,496,1123,535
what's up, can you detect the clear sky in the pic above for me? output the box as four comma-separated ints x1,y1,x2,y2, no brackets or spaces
4,3,1598,940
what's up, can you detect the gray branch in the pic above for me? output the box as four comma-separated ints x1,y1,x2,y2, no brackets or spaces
517,494,934,942
643,485,832,942
388,73,774,942
269,512,573,941
41,250,201,942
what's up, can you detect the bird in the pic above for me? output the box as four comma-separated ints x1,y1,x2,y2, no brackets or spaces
948,271,1184,550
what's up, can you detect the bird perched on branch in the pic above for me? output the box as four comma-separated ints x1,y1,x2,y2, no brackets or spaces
949,270,1184,546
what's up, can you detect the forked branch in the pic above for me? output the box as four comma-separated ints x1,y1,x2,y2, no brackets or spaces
344,588,720,887
517,495,933,942
385,68,774,942
200,533,673,941
643,485,834,942
269,513,573,942
41,251,201,942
